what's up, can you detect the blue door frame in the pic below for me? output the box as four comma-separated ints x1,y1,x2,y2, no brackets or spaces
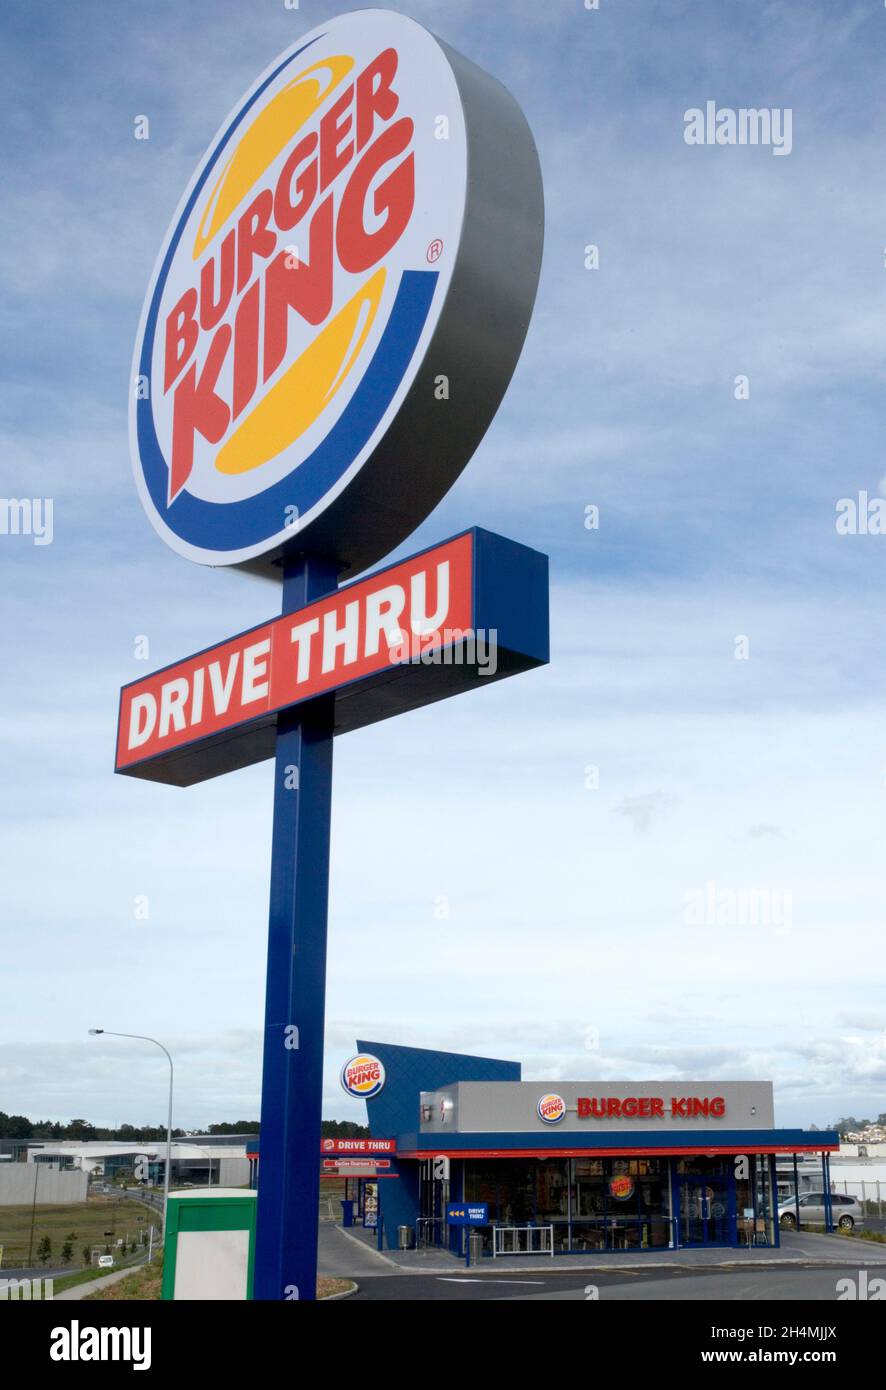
676,1173,736,1247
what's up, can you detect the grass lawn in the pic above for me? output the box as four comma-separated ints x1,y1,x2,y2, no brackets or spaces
0,1194,158,1269
319,1176,347,1215
6,1257,150,1299
86,1262,355,1300
86,1258,163,1301
793,1222,886,1244
317,1278,356,1299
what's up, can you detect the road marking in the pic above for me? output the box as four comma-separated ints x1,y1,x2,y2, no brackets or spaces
437,1277,546,1285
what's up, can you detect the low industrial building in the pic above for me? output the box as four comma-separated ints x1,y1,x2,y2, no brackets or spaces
0,1163,88,1205
20,1139,252,1189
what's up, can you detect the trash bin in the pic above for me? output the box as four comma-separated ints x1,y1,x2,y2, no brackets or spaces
398,1224,415,1250
340,1198,354,1228
468,1230,483,1265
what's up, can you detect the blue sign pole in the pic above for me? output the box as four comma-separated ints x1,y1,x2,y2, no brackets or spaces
253,553,340,1301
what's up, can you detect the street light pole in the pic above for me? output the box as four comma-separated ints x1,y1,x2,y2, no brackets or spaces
26,1162,39,1266
89,1029,174,1242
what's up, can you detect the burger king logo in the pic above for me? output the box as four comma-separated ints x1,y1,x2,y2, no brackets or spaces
340,1053,386,1100
537,1093,566,1124
609,1174,634,1201
130,9,543,576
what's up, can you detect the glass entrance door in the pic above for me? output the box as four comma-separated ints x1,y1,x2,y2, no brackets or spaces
678,1176,733,1246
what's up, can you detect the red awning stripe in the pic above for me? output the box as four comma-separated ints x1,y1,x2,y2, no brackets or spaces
396,1144,837,1160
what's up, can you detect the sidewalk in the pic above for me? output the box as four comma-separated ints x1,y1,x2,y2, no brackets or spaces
54,1266,141,1301
335,1224,886,1275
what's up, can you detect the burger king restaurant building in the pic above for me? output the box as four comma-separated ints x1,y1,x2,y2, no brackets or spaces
346,1042,839,1256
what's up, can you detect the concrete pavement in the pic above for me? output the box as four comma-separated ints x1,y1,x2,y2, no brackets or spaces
321,1225,886,1278
319,1225,400,1279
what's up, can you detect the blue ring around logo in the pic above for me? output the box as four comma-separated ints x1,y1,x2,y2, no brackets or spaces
136,36,438,555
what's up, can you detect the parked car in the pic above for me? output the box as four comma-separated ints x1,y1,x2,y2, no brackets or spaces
97,1254,116,1269
778,1191,862,1230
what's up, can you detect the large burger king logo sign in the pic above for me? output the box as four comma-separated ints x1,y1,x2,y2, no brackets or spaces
341,1053,386,1099
537,1093,566,1124
131,9,543,576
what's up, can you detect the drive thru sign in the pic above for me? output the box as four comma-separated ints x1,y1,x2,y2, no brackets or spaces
117,530,547,785
122,9,545,1300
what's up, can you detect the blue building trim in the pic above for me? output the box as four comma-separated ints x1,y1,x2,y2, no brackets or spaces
394,1128,839,1154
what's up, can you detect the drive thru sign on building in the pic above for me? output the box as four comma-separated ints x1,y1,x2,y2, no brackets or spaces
121,8,546,1300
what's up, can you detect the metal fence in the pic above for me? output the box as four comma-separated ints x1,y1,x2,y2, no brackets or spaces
493,1224,555,1257
829,1179,886,1218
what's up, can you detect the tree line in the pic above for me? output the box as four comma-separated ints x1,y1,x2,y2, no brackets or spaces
829,1114,886,1137
0,1112,369,1141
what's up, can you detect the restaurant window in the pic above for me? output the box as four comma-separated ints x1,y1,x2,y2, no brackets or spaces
535,1158,569,1219
754,1155,775,1244
536,1158,570,1250
464,1160,535,1224
569,1158,670,1251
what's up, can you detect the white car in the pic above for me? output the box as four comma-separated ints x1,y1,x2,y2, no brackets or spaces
778,1191,862,1230
97,1254,116,1269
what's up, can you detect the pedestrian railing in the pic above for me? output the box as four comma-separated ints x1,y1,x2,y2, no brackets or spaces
416,1217,445,1248
493,1224,555,1257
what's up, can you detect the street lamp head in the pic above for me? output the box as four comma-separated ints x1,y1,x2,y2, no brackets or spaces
88,1029,104,1035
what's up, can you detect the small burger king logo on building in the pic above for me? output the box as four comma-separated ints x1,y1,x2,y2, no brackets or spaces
340,1052,386,1099
609,1174,634,1201
537,1093,566,1124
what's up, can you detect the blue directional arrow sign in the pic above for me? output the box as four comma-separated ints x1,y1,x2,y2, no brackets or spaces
447,1204,490,1226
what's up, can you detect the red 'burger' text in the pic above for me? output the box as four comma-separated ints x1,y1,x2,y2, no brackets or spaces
162,48,415,500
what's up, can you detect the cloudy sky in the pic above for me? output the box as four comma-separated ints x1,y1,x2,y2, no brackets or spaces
2,0,885,1132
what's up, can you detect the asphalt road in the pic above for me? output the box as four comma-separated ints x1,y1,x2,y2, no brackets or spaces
0,1263,72,1282
347,1265,884,1301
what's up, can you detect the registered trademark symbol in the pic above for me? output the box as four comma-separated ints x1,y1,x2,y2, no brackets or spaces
427,238,443,264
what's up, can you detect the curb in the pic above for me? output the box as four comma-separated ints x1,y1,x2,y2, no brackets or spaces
321,1280,359,1301
375,1254,886,1275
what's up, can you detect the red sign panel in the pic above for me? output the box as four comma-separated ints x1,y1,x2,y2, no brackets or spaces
323,1158,392,1170
117,532,472,779
320,1139,396,1155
